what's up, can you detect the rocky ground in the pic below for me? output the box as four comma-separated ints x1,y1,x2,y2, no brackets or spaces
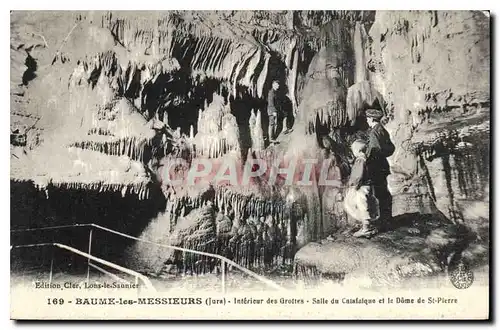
294,212,488,285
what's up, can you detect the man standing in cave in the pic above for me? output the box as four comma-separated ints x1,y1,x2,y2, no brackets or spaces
267,80,293,143
364,109,395,233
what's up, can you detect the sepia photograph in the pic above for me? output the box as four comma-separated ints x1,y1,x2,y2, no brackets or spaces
9,9,491,320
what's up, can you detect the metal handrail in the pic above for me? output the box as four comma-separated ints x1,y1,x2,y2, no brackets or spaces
11,242,155,291
11,223,284,292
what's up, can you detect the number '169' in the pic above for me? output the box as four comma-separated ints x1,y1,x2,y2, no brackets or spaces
47,298,64,305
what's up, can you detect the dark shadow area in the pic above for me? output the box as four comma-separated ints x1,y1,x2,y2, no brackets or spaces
11,180,167,271
229,86,267,161
382,212,453,234
146,73,223,135
21,51,37,86
376,212,481,268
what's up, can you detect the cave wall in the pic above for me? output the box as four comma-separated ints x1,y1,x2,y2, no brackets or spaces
366,11,490,220
10,11,489,273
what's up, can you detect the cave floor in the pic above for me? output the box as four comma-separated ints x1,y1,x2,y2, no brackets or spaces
10,264,488,294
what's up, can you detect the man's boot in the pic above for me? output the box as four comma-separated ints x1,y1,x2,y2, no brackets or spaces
353,219,378,239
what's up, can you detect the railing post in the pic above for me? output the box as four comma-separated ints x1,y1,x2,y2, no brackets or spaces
86,228,93,284
49,247,54,285
221,260,226,295
135,276,140,296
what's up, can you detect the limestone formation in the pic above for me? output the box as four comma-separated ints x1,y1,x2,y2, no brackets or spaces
10,11,489,286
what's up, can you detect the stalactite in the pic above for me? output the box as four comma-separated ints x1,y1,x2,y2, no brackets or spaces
353,22,369,83
346,80,384,125
70,136,152,163
256,54,270,99
189,125,194,140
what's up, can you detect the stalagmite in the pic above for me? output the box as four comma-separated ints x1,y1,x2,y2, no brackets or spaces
254,110,264,151
249,109,256,129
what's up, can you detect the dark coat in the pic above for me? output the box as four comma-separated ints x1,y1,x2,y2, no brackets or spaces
366,123,395,179
267,89,279,116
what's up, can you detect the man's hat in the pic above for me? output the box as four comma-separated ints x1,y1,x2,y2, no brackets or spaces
365,109,383,119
